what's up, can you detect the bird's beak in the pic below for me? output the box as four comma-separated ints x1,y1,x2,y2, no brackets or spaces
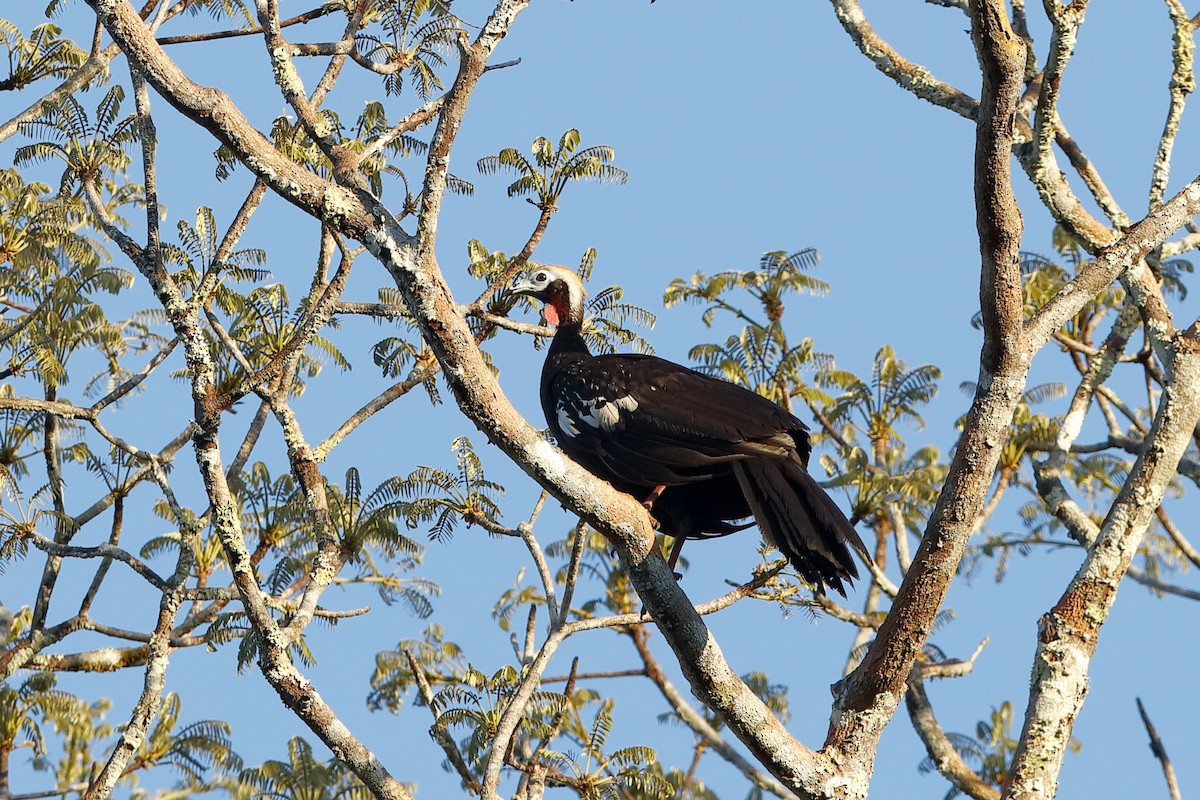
508,274,538,296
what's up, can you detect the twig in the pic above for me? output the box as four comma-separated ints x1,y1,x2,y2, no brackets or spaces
404,648,480,793
1156,505,1200,569
518,521,559,624
626,625,799,799
918,637,988,680
1136,697,1182,800
90,338,180,413
541,668,647,683
25,534,168,590
154,5,335,46
313,361,441,460
905,669,999,800
556,519,586,628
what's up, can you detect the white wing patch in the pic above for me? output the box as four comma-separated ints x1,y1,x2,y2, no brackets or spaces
556,404,581,438
558,394,639,435
613,394,639,413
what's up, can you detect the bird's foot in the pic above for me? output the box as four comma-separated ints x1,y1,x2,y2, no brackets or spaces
642,484,666,511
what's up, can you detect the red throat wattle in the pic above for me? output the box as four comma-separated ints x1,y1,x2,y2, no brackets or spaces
543,302,561,326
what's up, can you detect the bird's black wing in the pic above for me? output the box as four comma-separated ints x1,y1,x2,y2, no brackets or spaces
545,353,809,487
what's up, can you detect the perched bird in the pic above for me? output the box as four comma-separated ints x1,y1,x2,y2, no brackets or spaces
509,266,868,595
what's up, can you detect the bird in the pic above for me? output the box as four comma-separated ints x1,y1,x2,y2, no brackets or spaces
509,265,868,595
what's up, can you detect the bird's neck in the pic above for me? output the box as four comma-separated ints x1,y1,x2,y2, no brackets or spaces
543,285,584,328
548,321,590,360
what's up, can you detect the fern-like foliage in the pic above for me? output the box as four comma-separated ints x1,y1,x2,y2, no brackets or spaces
822,345,942,445
241,284,350,384
0,483,70,575
666,249,834,409
15,84,142,201
213,103,461,205
819,346,945,529
229,736,372,800
0,168,92,268
328,465,423,558
230,461,302,551
536,698,670,800
367,623,466,713
665,249,828,325
0,384,42,483
353,0,461,98
391,436,504,543
0,170,133,392
325,467,440,613
181,0,255,23
176,282,349,399
166,206,270,311
136,692,244,786
477,128,627,212
0,21,87,92
0,247,131,390
429,664,510,761
428,664,543,769
0,671,112,791
370,328,442,405
688,324,829,406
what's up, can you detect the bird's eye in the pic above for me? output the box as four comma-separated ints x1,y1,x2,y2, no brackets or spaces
535,272,548,282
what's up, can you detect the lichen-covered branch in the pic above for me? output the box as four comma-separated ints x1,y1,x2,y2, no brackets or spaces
1005,335,1200,800
823,1,1028,781
626,625,800,800
828,0,980,119
1031,2,1089,182
1150,1,1196,210
1024,177,1200,349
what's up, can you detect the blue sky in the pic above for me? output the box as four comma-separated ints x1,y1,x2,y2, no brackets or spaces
3,2,1198,799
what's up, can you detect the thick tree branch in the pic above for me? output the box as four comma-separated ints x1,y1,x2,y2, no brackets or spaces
823,2,1028,781
828,0,980,119
1005,335,1200,799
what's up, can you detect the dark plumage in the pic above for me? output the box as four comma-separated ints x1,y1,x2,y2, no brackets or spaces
510,266,867,594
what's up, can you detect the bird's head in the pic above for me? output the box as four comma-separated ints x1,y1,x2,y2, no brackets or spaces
509,265,586,327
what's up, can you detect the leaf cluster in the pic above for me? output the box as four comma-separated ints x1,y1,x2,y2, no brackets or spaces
0,21,87,92
229,736,371,800
355,0,462,98
668,250,834,408
477,129,628,212
16,84,143,203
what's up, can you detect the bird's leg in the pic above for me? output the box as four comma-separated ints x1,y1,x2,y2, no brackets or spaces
642,484,667,511
665,534,687,572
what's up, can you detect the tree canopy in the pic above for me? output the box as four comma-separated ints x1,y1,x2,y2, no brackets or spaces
1,2,1199,800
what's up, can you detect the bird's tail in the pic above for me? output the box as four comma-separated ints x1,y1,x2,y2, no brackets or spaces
733,458,867,596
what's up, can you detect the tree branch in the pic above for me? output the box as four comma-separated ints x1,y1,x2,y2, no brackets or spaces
823,1,1028,780
1006,336,1200,799
906,672,999,800
1136,697,1182,800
